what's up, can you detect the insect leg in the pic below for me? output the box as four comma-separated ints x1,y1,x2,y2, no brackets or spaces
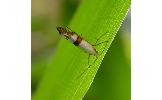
96,41,109,57
85,32,109,68
94,31,108,45
75,58,98,80
87,56,98,68
88,54,90,65
92,41,109,46
76,32,109,79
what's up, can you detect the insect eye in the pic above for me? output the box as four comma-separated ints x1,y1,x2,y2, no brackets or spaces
56,27,63,34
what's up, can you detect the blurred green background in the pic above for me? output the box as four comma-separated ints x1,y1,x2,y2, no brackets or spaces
31,0,131,99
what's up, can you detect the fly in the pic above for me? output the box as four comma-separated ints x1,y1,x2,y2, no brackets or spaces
56,26,109,78
56,26,98,57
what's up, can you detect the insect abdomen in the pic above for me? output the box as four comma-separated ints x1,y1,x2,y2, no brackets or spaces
79,40,98,56
60,30,98,56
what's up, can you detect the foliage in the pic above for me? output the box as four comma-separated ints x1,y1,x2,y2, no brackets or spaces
32,0,130,100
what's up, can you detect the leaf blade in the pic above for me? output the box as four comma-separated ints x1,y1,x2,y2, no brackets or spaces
32,0,131,100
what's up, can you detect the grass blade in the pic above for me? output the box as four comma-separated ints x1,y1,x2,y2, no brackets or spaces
33,0,131,100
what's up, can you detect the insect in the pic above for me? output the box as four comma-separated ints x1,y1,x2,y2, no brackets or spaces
56,26,109,78
56,26,98,57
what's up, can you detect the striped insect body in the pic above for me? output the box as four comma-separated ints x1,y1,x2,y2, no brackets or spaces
56,26,98,56
79,39,98,56
70,34,78,43
57,26,109,78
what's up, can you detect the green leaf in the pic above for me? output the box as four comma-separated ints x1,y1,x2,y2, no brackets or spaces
84,33,131,100
32,0,131,100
